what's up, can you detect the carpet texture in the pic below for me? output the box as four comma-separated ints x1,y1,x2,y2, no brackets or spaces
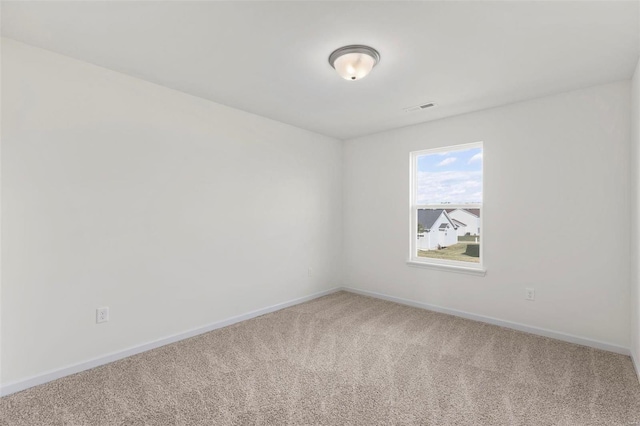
1,291,639,425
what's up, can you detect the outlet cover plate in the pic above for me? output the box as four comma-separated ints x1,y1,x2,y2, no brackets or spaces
96,307,109,323
525,288,535,301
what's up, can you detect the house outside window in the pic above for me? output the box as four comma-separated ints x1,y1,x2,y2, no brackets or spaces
409,142,484,274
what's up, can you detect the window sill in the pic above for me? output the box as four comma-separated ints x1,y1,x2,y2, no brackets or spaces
406,260,486,276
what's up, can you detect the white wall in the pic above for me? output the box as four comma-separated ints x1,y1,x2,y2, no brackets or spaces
343,81,631,348
1,35,636,390
631,56,640,372
0,39,343,385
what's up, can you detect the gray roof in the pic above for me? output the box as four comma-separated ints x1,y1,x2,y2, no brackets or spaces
418,209,455,231
446,208,480,218
463,208,480,217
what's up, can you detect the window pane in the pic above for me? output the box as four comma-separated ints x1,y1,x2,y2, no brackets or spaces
416,146,482,205
416,208,480,263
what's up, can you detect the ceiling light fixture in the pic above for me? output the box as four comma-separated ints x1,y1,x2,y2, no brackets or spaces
328,45,380,81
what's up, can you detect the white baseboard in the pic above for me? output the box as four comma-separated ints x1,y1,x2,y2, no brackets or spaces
342,287,631,356
0,287,342,397
3,286,632,397
632,351,640,384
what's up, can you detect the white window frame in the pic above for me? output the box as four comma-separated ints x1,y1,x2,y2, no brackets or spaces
407,142,486,276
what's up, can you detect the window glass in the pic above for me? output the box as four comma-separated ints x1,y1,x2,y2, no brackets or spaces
411,143,483,267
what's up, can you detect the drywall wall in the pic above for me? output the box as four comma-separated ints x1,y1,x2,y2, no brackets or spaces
343,81,631,348
631,56,640,372
1,38,343,385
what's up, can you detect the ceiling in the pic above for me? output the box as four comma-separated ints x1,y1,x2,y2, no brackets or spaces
2,1,639,140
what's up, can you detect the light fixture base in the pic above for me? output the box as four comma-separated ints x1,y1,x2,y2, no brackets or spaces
328,45,380,69
328,45,380,80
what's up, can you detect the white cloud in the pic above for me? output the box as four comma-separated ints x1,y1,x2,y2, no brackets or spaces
416,171,482,204
468,153,483,164
437,157,457,167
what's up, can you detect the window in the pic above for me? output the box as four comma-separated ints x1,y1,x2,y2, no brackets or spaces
409,142,484,274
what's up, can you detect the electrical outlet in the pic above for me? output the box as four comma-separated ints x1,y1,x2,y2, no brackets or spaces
525,288,535,301
96,307,109,323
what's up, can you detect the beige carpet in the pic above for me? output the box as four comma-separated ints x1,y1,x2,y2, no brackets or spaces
1,291,639,425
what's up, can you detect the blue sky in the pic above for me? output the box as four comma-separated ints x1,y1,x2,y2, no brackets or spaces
416,146,482,204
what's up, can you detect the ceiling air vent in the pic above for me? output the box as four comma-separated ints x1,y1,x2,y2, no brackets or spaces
403,102,436,113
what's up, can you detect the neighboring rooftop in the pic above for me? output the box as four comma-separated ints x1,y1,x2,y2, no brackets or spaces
446,208,480,218
418,209,455,231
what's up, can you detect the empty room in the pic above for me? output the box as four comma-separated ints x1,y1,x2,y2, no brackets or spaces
1,1,640,425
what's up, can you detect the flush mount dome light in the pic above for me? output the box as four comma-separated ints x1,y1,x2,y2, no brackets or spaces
329,45,380,81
